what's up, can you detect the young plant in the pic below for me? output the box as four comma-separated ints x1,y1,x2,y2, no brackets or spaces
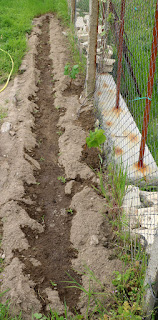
57,176,66,184
66,208,74,215
86,128,106,152
64,64,79,86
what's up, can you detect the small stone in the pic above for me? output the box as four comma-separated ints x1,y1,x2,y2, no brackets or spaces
36,207,42,212
9,130,16,137
62,31,68,37
1,122,12,133
65,180,74,195
90,235,99,246
1,253,5,259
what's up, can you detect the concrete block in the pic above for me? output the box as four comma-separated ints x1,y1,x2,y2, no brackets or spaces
143,232,158,318
76,16,85,30
123,185,141,209
140,191,158,207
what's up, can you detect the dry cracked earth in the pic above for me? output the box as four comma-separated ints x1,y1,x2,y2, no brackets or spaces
0,14,122,319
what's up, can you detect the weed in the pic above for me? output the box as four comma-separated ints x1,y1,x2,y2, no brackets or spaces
50,280,57,287
56,131,63,136
64,63,79,86
57,176,66,183
41,215,45,223
40,157,45,162
0,107,7,122
35,182,40,185
66,208,74,215
33,313,47,320
86,128,106,152
55,105,62,110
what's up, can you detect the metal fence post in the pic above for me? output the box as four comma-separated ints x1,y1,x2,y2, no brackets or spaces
71,0,76,24
86,0,99,97
115,0,126,109
138,0,158,168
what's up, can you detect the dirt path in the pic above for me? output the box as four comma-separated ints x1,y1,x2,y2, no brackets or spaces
0,14,122,319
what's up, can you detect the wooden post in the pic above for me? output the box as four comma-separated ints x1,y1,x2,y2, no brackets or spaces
71,0,76,24
86,0,99,97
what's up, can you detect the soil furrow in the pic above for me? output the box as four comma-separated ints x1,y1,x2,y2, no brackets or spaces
15,16,81,312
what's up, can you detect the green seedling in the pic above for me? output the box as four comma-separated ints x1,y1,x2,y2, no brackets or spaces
40,157,45,162
57,176,66,184
56,131,63,136
35,182,40,185
41,215,45,223
0,108,7,122
55,105,61,110
64,64,79,86
33,109,39,114
86,128,106,152
66,208,74,215
50,281,57,287
33,313,46,320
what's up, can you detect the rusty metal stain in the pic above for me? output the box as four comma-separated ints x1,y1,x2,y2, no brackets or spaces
129,133,139,143
109,89,116,94
103,82,108,88
134,162,150,178
112,106,123,116
114,146,124,156
102,110,108,116
124,131,139,143
106,121,113,127
97,91,102,96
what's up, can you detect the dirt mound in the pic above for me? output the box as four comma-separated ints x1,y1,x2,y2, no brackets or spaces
0,14,122,319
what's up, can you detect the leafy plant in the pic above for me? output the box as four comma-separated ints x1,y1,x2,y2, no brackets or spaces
86,128,106,151
66,208,74,215
64,64,79,85
107,160,128,207
57,176,66,184
33,313,47,320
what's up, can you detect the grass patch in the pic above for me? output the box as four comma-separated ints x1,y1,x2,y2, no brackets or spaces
0,107,7,122
68,24,87,76
0,0,69,84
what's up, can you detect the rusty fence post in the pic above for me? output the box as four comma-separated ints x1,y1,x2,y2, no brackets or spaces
115,0,126,109
86,0,99,97
138,0,158,168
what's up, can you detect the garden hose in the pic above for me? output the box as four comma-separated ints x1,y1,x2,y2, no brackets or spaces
0,48,14,93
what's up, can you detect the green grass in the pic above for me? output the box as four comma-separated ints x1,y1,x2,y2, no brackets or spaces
108,0,158,164
0,107,7,122
0,0,69,84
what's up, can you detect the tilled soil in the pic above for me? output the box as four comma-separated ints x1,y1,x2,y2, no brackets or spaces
0,14,122,319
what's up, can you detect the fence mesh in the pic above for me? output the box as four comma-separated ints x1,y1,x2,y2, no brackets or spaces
96,0,158,250
68,0,158,251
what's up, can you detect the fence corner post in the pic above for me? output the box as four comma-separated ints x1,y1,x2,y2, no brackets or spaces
86,0,99,97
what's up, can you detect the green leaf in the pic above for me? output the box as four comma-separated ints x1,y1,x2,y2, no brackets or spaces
86,128,106,148
64,64,70,76
70,65,79,79
33,313,43,319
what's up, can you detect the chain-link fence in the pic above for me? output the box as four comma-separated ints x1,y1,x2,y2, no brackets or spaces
68,0,158,254
67,0,158,315
96,0,158,251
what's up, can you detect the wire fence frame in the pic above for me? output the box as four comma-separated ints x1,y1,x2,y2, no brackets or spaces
68,0,158,250
67,0,158,315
